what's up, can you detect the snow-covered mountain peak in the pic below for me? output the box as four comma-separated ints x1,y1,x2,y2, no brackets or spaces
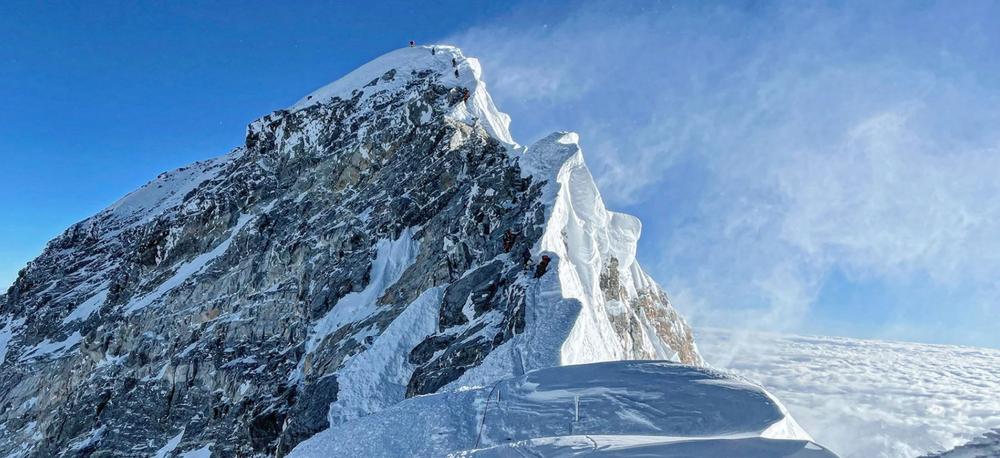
290,45,515,146
0,46,763,456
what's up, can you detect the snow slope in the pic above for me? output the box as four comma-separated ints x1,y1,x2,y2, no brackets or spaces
697,328,1000,458
289,360,835,457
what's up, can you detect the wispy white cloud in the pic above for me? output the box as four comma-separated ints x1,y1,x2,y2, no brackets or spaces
449,1,1000,346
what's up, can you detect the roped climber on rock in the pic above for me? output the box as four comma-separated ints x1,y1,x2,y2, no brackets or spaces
534,255,551,278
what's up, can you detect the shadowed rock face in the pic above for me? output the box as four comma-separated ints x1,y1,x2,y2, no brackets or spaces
0,47,700,457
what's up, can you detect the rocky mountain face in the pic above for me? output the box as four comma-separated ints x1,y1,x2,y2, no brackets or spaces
0,46,700,457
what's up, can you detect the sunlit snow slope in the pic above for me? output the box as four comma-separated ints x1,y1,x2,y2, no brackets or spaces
697,328,1000,458
289,360,836,457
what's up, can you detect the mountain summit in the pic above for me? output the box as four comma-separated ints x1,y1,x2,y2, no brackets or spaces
1,45,704,456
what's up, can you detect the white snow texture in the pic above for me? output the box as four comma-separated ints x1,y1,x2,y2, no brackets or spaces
290,360,835,457
697,328,1000,458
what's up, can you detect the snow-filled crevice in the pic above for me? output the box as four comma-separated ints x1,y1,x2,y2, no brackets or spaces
325,285,445,426
304,227,421,355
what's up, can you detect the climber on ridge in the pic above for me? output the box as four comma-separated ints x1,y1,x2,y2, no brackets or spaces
409,40,415,47
454,68,460,78
452,57,457,67
534,255,552,278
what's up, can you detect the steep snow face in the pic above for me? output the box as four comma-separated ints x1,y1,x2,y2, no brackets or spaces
439,132,702,391
101,152,236,230
521,132,701,366
0,45,701,456
289,361,834,457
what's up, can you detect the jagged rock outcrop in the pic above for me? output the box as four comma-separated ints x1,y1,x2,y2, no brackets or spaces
0,46,700,457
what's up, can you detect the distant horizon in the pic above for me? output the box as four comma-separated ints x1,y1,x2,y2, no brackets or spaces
4,1,999,349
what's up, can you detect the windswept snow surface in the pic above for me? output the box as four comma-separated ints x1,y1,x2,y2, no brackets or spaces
18,330,82,362
152,430,184,458
289,361,835,457
462,436,836,457
697,328,1000,458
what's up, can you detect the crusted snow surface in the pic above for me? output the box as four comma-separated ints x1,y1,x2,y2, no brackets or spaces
698,328,1000,458
152,429,185,458
289,360,834,457
463,436,836,457
179,444,212,458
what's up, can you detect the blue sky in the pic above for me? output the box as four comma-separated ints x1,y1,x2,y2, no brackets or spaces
2,1,998,348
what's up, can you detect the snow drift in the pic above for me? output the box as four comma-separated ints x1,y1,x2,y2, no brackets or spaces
289,360,834,457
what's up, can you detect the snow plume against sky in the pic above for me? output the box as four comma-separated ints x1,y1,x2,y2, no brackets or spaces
449,1,1000,348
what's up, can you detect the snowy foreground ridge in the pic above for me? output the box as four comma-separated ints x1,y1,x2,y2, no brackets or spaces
0,45,826,456
290,360,835,457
